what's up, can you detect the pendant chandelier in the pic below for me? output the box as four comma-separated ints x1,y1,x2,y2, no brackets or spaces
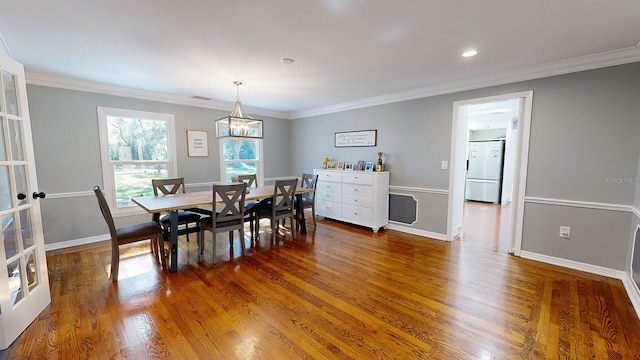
215,81,264,139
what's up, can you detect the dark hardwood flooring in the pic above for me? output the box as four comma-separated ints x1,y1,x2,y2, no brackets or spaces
2,215,640,359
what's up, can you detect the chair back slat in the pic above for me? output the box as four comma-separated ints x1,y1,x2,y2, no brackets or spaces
273,179,297,213
213,183,246,226
93,186,119,241
234,174,258,188
301,173,318,201
152,178,186,195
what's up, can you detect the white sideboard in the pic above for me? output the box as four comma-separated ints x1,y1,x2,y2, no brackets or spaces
314,169,389,232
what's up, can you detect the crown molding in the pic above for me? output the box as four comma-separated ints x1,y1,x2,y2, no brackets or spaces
293,46,640,119
25,46,640,121
24,72,291,120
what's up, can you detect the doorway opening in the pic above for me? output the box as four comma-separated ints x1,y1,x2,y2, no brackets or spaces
447,91,533,255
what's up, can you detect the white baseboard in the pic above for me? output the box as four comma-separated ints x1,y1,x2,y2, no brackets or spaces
45,234,109,251
386,223,447,241
521,250,640,320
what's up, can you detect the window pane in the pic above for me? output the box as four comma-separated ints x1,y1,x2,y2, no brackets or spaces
2,70,19,116
114,164,168,207
0,119,6,160
225,162,257,183
20,208,34,249
0,166,10,211
2,213,17,259
14,164,27,206
8,119,24,161
223,139,258,160
106,117,168,161
25,251,38,292
8,259,23,305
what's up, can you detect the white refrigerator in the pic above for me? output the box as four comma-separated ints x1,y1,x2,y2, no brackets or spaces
465,140,505,203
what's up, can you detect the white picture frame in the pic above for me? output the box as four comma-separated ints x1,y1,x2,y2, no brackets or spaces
187,130,209,157
344,162,354,170
364,161,374,171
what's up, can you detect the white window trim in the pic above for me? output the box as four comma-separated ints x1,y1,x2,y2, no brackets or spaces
97,106,177,216
219,139,264,186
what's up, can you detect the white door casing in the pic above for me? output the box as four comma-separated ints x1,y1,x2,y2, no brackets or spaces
0,53,50,350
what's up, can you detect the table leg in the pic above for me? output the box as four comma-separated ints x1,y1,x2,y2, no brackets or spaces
295,194,307,234
169,210,178,272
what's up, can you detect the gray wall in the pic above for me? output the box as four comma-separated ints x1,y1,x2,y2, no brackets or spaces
291,62,640,271
26,85,291,245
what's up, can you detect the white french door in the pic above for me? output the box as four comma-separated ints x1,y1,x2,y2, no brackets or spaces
0,53,50,349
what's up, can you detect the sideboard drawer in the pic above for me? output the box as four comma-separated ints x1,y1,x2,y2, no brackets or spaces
317,200,342,219
341,204,373,225
317,181,341,194
342,184,373,197
316,190,341,203
342,172,373,185
317,171,342,183
341,193,373,208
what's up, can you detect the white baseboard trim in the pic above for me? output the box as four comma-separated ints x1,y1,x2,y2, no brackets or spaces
521,250,640,319
386,223,447,241
45,234,109,252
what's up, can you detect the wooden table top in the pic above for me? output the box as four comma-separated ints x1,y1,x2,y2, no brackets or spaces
131,186,314,213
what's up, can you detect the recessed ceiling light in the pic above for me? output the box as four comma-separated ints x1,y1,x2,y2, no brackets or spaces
281,58,295,64
462,50,478,58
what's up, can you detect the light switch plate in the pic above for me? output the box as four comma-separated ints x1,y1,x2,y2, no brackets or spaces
441,160,448,170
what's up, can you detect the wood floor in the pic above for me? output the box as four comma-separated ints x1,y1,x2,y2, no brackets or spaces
459,200,512,252
2,216,640,359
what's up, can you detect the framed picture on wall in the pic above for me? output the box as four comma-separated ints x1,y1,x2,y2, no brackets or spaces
364,162,374,171
344,162,354,170
187,130,208,157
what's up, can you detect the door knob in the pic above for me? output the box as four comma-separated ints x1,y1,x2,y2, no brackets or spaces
32,192,46,199
17,193,27,200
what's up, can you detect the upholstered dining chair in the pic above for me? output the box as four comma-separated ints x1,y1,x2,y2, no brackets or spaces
93,185,164,281
299,173,318,229
199,183,247,264
253,178,298,245
151,178,202,244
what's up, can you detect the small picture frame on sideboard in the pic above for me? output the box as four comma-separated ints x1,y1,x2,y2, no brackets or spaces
337,161,345,170
364,162,374,171
344,162,354,170
355,161,365,171
326,160,338,169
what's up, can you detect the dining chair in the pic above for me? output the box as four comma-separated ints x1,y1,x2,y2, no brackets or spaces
299,173,318,229
254,178,298,245
199,183,247,264
231,174,261,242
151,178,202,244
93,185,165,281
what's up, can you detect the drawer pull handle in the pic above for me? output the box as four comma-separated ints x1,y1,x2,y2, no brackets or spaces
354,199,358,202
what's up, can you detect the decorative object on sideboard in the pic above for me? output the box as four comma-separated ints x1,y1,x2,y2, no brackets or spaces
365,162,374,171
376,151,385,171
322,157,329,169
337,160,345,170
355,160,365,171
344,162,354,170
215,81,263,139
327,160,338,169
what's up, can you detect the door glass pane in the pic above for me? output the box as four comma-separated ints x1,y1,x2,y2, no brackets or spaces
0,166,10,211
114,163,168,207
2,213,18,259
8,259,23,305
15,164,27,206
2,70,19,116
25,251,38,292
9,119,25,160
0,119,6,160
20,209,34,249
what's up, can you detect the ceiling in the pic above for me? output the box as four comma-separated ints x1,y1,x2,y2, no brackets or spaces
1,1,639,118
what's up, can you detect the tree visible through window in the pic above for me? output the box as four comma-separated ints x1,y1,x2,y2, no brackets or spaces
221,139,262,183
98,107,176,210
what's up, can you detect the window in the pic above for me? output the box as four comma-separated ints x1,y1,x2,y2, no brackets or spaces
220,138,263,184
97,107,176,213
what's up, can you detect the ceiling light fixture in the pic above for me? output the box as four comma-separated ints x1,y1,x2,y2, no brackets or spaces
462,50,478,58
215,81,263,139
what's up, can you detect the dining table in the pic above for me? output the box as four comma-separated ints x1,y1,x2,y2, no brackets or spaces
131,184,315,272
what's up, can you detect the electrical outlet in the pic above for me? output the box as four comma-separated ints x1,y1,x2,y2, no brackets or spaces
559,226,571,239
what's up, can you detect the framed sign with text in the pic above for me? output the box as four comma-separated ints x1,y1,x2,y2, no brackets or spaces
187,130,209,157
334,130,377,147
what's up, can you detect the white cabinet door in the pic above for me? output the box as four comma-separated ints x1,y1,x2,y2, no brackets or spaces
0,54,50,349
